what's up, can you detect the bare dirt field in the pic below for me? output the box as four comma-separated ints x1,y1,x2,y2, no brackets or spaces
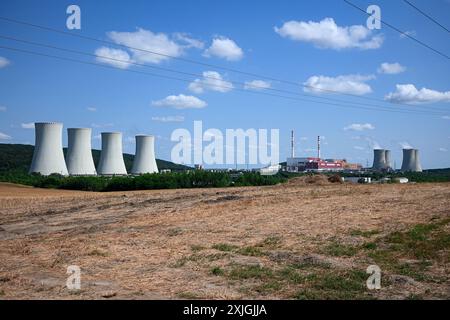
0,180,449,300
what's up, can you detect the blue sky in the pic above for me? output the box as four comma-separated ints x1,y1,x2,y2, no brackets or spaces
0,0,449,169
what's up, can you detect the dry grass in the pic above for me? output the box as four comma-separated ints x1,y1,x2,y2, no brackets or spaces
0,182,449,299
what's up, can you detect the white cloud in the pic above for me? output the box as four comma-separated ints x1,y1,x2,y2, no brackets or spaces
152,115,185,122
244,80,271,91
173,33,204,49
21,122,34,129
439,147,448,152
442,116,450,120
152,94,207,109
304,74,374,95
385,84,450,104
274,18,383,50
0,57,10,68
87,107,97,112
0,132,12,140
353,146,365,150
0,106,6,112
107,28,184,65
378,62,406,74
188,71,233,93
344,123,375,131
95,47,132,69
203,36,244,61
399,141,413,149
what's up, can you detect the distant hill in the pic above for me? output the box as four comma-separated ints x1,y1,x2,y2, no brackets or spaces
0,143,191,173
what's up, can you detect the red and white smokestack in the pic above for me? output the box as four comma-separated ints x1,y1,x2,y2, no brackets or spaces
291,130,295,158
317,135,321,159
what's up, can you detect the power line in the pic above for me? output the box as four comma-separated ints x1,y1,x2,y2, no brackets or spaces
402,0,450,34
0,44,442,116
343,0,450,60
1,33,447,114
0,14,445,110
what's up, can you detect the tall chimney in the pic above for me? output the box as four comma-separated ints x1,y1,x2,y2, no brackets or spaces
291,130,295,158
317,136,321,159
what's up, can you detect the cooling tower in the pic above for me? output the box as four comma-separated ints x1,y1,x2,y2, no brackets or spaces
29,122,68,176
372,149,386,170
97,132,127,175
384,150,392,170
131,135,159,174
401,148,422,172
413,149,423,172
66,128,97,175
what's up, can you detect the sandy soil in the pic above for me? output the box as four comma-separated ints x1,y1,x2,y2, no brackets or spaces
0,181,449,300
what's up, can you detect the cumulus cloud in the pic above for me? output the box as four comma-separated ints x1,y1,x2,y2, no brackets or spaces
378,62,406,74
188,71,233,93
274,18,383,50
21,123,34,129
0,57,10,68
0,132,12,140
173,33,204,49
344,123,375,131
95,47,132,69
304,74,374,95
385,84,450,104
152,94,207,109
203,36,244,61
244,80,271,91
152,115,185,122
87,107,97,112
439,147,448,152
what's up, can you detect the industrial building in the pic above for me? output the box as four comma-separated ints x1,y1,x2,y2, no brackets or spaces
371,149,392,171
29,122,159,176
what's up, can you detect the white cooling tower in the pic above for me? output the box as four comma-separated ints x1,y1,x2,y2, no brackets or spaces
372,149,386,170
413,149,423,172
131,135,158,174
29,122,68,175
97,132,127,175
384,150,392,170
401,148,422,172
66,128,97,175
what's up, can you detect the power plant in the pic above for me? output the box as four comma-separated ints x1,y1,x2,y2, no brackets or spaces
97,132,128,175
131,135,159,174
372,149,392,171
66,128,97,175
28,122,159,176
29,122,68,176
401,148,422,172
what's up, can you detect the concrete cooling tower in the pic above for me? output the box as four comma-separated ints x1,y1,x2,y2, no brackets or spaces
372,149,386,170
97,132,127,175
131,135,159,174
66,128,97,175
401,148,422,172
29,122,68,176
384,150,392,170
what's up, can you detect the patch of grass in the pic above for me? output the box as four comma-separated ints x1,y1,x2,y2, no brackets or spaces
238,246,264,257
294,269,370,300
260,236,283,248
177,291,202,299
254,280,283,294
324,242,358,257
87,249,109,257
228,265,273,280
350,229,380,237
362,242,377,250
211,267,225,276
190,245,205,252
167,227,183,237
212,243,238,252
